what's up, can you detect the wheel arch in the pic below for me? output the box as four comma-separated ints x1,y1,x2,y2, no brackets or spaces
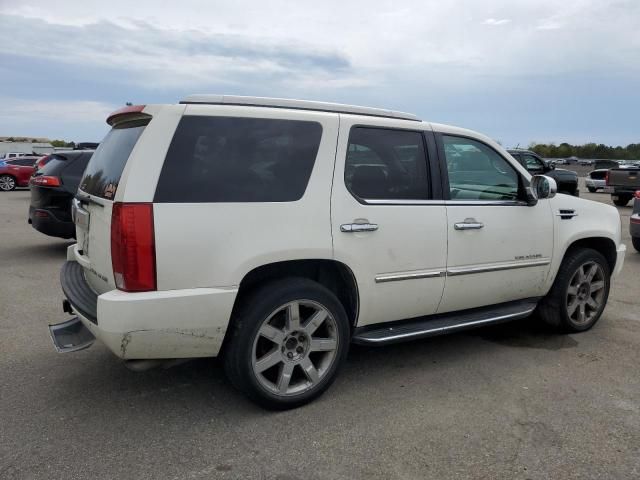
562,236,617,273
227,259,360,336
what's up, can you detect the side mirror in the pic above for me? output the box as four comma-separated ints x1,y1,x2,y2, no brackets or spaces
527,175,557,206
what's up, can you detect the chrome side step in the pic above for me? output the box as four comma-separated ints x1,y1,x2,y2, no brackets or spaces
49,317,95,353
352,299,538,346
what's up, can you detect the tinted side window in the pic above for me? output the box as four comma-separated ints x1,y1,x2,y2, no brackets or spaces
443,136,520,201
155,116,322,203
345,127,429,200
11,158,35,166
80,120,147,199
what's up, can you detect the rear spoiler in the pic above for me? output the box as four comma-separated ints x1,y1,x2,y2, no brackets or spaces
106,105,150,126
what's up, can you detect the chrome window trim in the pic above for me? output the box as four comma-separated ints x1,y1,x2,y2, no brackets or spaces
361,199,528,206
375,269,446,283
447,258,551,276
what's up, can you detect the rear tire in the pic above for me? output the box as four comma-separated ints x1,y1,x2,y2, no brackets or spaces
587,187,596,193
0,174,16,191
223,278,350,410
612,195,631,206
537,248,610,333
632,237,640,253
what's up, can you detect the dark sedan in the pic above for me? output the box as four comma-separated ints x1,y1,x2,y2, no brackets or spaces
28,151,93,239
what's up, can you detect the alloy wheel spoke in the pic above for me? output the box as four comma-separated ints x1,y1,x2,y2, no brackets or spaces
300,357,320,383
303,310,327,335
255,349,282,373
259,324,285,344
277,363,295,393
585,264,598,282
578,303,586,323
590,280,604,292
286,302,301,331
577,265,586,283
587,297,599,310
567,285,578,296
567,299,580,316
310,338,337,352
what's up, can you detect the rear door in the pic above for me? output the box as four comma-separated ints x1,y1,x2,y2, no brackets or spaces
331,117,447,327
75,118,149,293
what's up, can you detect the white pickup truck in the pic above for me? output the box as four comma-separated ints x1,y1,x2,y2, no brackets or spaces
50,95,626,409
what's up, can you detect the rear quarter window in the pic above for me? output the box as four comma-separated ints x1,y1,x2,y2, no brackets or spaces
154,116,323,203
79,120,147,199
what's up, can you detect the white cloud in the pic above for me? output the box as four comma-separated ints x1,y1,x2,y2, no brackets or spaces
483,18,511,26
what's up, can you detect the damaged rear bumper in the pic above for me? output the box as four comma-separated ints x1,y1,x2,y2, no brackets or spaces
55,259,238,360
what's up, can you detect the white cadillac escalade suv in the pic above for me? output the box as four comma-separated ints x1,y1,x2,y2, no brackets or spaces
51,95,626,409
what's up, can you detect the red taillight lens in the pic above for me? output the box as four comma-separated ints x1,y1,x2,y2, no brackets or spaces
605,171,609,186
30,176,61,186
111,203,156,292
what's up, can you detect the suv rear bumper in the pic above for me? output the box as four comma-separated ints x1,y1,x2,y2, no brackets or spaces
28,206,75,239
57,259,238,359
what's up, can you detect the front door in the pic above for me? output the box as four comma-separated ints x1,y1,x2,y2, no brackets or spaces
331,117,447,327
436,134,554,313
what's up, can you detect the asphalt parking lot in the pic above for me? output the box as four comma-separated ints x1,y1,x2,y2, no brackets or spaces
1,185,638,480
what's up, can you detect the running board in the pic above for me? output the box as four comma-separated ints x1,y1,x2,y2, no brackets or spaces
352,299,539,346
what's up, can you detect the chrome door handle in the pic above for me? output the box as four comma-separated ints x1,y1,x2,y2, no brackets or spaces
341,223,378,233
454,218,484,230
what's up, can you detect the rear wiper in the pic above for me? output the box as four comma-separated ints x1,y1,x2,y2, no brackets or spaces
75,191,104,208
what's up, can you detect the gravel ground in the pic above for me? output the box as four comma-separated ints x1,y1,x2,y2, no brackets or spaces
1,184,638,480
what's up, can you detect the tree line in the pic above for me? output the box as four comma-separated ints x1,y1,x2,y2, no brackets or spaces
528,142,640,160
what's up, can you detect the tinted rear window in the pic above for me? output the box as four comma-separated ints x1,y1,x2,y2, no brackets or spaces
79,121,147,199
39,156,68,175
590,170,607,180
154,116,322,203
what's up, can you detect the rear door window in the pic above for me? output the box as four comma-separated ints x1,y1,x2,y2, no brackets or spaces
154,116,322,202
79,120,147,199
345,127,429,200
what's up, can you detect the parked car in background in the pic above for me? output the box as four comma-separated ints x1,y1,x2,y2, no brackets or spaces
0,152,29,160
595,159,619,170
585,169,608,193
579,159,593,166
0,156,38,191
50,96,625,409
631,191,640,252
508,149,579,196
28,151,93,238
605,165,640,206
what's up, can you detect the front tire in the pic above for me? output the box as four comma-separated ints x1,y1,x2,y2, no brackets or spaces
632,237,640,253
587,187,597,193
537,248,610,333
0,174,16,191
223,278,350,410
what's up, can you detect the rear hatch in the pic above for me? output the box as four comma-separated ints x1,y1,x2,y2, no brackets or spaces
74,109,150,294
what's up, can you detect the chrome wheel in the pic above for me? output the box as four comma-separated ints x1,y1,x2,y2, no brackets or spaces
251,300,339,397
0,175,15,191
566,261,605,325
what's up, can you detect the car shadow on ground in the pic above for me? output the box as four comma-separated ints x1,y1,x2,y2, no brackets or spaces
1,241,73,261
43,315,578,416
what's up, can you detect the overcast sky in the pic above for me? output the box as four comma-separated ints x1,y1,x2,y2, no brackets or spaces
0,0,638,146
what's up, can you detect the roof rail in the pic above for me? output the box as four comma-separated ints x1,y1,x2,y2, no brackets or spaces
180,94,420,122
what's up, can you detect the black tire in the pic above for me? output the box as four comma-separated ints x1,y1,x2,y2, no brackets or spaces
587,187,596,193
612,195,631,207
0,174,16,191
537,248,610,333
223,277,350,410
633,237,640,253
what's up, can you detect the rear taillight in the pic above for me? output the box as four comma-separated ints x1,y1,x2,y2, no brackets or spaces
605,171,609,186
30,176,61,187
111,203,156,292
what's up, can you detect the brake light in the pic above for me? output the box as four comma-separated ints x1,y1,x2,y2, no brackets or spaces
111,203,156,292
30,176,61,187
605,171,609,186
